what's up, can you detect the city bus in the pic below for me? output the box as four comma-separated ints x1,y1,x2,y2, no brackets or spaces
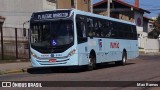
29,9,139,70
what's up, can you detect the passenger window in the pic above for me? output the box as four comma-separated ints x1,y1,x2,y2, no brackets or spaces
76,15,87,44
94,19,101,37
101,20,110,38
87,18,94,37
77,22,86,38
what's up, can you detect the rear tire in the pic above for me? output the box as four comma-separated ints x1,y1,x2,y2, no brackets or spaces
115,52,127,66
87,54,96,71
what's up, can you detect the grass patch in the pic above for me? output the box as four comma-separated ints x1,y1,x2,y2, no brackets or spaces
0,71,3,75
139,47,144,49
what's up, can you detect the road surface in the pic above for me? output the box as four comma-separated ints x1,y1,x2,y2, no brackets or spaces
0,55,160,90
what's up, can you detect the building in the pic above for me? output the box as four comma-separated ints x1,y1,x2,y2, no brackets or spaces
93,0,150,38
0,0,91,28
0,0,91,59
57,0,91,12
143,16,154,38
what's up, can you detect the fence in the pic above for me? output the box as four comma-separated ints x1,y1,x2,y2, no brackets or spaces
138,38,160,53
0,27,29,60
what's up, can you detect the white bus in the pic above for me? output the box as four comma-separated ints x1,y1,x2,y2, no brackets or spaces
30,9,139,70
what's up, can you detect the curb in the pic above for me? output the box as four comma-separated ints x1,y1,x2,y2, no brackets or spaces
0,68,28,75
139,51,160,56
140,53,160,56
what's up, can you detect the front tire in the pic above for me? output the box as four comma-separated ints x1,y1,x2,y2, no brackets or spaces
87,54,96,71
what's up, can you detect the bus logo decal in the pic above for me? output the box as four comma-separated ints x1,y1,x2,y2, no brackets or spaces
52,40,57,46
98,39,102,51
110,42,119,48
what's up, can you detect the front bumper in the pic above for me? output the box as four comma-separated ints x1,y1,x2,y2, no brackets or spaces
31,54,78,68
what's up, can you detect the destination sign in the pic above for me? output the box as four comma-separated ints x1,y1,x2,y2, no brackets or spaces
32,10,71,20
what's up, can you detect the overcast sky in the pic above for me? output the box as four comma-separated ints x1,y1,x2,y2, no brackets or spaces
93,0,160,18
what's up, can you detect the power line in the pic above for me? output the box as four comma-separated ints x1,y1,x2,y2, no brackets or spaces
148,9,160,11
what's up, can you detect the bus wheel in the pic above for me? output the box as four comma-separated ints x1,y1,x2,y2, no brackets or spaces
88,54,96,71
115,52,127,66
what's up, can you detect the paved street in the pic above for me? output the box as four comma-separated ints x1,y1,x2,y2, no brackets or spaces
0,55,160,90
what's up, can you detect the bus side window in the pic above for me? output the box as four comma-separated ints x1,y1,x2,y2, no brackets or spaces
119,23,125,39
105,21,112,38
87,17,94,37
93,19,102,37
76,16,87,38
94,19,98,37
101,21,105,37
111,22,119,38
80,22,86,38
76,15,87,44
77,22,86,38
132,26,138,40
101,20,110,38
98,20,103,37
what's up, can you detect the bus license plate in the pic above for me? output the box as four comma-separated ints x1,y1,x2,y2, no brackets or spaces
49,59,56,63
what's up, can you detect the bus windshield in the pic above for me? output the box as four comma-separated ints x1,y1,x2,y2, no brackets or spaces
30,20,74,48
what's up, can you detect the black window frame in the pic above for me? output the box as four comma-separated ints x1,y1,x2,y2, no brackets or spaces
75,14,138,40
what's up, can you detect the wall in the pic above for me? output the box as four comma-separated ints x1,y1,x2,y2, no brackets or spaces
148,23,154,33
0,27,29,59
2,27,28,41
0,0,44,28
43,0,56,10
0,0,91,29
57,0,91,12
145,39,160,53
77,0,90,12
119,12,134,22
134,11,144,34
57,0,72,9
138,38,160,53
93,10,135,22
0,0,57,28
94,11,107,16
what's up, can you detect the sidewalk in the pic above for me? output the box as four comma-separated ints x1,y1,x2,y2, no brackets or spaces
0,62,31,75
139,51,160,56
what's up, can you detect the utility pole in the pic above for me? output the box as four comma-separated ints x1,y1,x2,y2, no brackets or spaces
90,0,93,13
107,0,111,17
0,26,4,60
74,0,77,9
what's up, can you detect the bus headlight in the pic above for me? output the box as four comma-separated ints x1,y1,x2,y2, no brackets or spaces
68,49,76,57
31,52,40,59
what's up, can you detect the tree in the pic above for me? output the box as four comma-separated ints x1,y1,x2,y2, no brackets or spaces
148,15,160,39
154,15,160,32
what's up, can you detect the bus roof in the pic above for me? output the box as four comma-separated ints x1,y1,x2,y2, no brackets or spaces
72,9,135,25
31,9,136,25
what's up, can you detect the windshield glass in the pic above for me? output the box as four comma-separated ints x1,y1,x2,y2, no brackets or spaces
30,20,74,48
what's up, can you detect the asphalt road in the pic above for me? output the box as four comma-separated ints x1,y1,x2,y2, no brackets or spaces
0,55,160,90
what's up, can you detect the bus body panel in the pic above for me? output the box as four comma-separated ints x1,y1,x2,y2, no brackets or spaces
30,9,139,68
30,45,79,67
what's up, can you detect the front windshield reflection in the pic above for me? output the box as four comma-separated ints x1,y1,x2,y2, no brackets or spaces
30,20,74,47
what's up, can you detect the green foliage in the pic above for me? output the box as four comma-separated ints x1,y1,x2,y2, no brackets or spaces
148,15,160,39
154,15,160,32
